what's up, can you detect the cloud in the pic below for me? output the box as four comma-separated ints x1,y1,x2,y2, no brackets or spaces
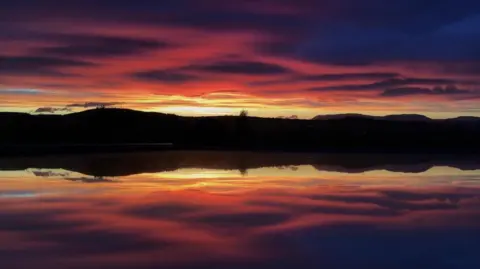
66,102,124,108
309,77,466,92
300,73,400,82
252,72,400,86
0,89,46,95
438,62,480,75
374,78,459,87
132,70,199,84
34,107,72,113
381,85,471,97
38,34,170,58
0,55,94,77
186,61,291,75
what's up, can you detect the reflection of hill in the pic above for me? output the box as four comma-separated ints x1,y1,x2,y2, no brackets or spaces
63,176,116,183
310,154,480,173
0,151,479,177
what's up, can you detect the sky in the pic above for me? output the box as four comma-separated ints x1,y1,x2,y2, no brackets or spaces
1,0,480,118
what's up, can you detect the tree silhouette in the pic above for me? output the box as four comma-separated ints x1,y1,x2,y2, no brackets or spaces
236,109,250,146
239,109,248,117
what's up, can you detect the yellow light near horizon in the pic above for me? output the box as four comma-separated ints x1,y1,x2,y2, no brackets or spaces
155,106,241,116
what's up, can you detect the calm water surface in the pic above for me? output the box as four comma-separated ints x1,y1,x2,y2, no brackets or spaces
1,151,480,269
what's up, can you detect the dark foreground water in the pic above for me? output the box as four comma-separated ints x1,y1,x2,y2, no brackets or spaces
1,151,480,269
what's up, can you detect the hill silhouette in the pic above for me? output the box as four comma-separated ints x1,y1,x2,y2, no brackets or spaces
1,108,480,154
313,113,433,122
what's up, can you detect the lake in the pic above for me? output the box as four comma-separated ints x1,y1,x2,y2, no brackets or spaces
1,151,480,269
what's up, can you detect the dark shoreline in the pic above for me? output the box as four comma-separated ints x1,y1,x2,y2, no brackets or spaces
2,108,480,156
1,150,480,177
1,144,480,157
0,143,174,157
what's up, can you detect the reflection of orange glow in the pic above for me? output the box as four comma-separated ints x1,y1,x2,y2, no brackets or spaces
1,167,480,268
115,166,480,192
3,166,480,195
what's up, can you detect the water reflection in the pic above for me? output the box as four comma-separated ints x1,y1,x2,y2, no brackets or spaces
0,151,480,269
2,151,480,177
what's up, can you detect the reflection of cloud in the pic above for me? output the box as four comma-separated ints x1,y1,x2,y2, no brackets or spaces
33,229,166,255
32,170,71,177
0,210,85,232
0,184,479,268
31,170,115,183
189,211,291,228
125,203,202,219
64,176,115,183
307,193,459,211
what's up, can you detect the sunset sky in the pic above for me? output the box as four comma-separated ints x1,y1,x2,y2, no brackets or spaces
1,0,480,118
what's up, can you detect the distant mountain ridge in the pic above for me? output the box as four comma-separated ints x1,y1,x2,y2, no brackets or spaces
312,114,457,121
449,116,480,122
